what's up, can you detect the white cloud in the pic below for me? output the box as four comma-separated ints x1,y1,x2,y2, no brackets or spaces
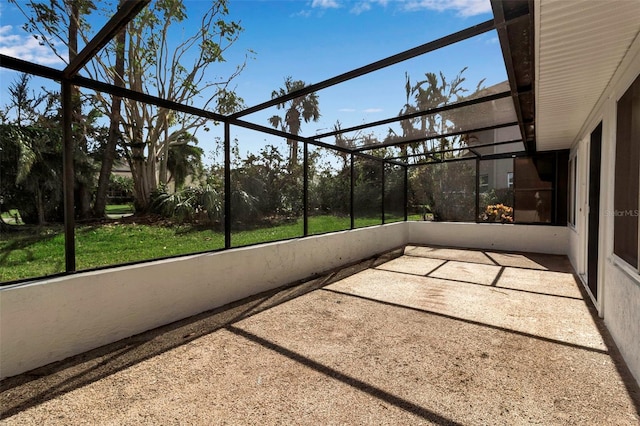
311,0,341,9
0,25,66,66
294,0,341,18
291,9,312,18
338,108,357,112
304,0,393,16
350,2,372,15
401,0,491,17
363,108,383,113
350,0,391,14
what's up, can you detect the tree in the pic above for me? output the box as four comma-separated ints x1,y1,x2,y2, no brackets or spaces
332,120,356,170
166,135,204,190
15,0,250,213
0,74,62,224
353,156,383,219
14,0,99,218
398,68,485,160
117,0,247,212
409,160,476,221
233,145,301,221
93,0,126,218
1,74,63,225
268,77,320,169
0,125,63,225
400,69,486,221
3,73,46,126
1,73,104,225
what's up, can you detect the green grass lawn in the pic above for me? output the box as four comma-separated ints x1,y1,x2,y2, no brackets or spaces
105,204,135,215
1,209,23,225
0,215,405,283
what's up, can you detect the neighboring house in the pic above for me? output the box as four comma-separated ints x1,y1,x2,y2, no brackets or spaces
106,160,134,203
110,159,132,179
107,159,197,199
467,81,518,195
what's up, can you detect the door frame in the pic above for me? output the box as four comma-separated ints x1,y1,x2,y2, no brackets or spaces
583,122,603,305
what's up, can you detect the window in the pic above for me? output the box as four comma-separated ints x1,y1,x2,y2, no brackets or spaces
613,75,640,269
514,155,554,223
507,172,514,189
409,160,476,222
479,174,489,192
478,159,514,223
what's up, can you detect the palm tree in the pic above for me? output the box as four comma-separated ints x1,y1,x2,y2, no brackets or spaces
333,120,356,170
0,124,63,225
401,68,483,157
166,133,204,190
268,77,320,169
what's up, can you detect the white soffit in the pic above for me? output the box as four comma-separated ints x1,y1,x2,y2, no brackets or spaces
535,0,640,151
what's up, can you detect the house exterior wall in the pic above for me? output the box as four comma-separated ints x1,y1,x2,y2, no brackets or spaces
604,261,640,385
475,125,518,192
567,36,640,385
479,159,513,191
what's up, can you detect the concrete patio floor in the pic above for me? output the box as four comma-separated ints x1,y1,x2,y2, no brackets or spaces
1,245,639,425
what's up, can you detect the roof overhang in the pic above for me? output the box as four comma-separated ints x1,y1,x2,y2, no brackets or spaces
535,0,640,151
491,0,536,154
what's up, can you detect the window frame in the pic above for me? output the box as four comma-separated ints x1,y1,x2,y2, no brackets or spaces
479,174,489,192
568,154,577,228
612,73,640,273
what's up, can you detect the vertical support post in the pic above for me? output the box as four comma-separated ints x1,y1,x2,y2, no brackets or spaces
350,153,355,229
475,157,480,223
553,151,559,225
303,141,309,236
404,164,408,221
512,156,518,222
62,80,76,272
224,122,231,249
381,161,386,224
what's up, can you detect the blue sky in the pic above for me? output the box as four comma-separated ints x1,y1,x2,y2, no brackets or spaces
0,0,506,162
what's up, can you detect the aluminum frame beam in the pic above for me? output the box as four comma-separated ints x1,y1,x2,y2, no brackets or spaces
314,90,513,140
64,0,150,79
230,19,497,119
355,121,520,154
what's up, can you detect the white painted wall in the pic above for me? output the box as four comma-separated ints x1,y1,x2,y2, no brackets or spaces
604,260,640,385
568,227,582,275
566,34,640,385
0,223,407,379
408,221,569,255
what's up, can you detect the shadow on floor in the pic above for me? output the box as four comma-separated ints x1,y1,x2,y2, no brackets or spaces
1,245,639,422
0,249,402,419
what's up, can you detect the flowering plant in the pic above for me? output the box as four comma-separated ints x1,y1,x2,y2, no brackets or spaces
480,203,513,223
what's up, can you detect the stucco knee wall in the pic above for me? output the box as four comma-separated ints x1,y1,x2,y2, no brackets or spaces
0,223,407,379
407,221,569,255
1,221,568,379
603,261,640,385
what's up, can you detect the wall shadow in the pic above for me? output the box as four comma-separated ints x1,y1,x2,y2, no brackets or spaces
0,248,403,419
